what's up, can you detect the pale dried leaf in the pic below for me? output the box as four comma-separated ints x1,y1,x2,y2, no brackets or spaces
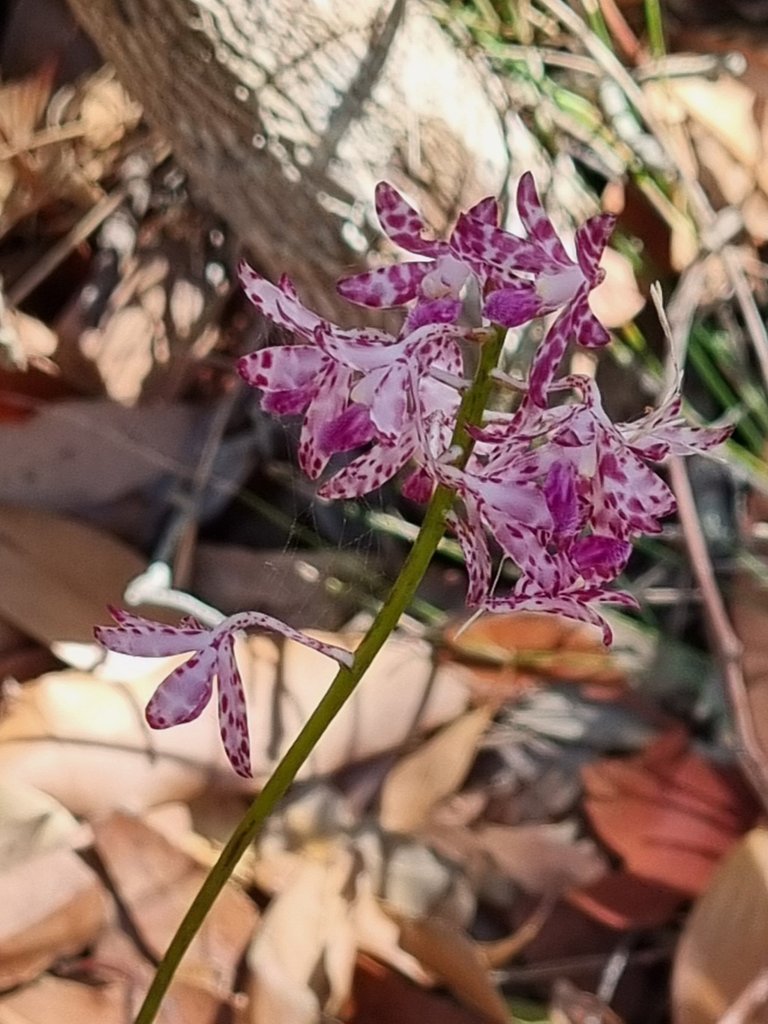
589,248,645,329
472,821,608,896
672,828,768,1024
379,705,493,834
0,846,110,991
94,813,257,989
247,849,358,1024
0,780,82,870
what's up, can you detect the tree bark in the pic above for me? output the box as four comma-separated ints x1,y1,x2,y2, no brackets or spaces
64,0,511,318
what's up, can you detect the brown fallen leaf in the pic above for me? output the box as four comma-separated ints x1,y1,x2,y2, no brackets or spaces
0,504,145,662
0,780,84,871
672,828,768,1024
582,728,758,896
247,848,359,1024
387,912,510,1024
93,813,257,990
379,705,493,834
0,846,110,991
348,953,488,1024
470,821,608,897
444,613,625,697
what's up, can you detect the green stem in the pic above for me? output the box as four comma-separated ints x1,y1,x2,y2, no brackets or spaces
133,329,505,1024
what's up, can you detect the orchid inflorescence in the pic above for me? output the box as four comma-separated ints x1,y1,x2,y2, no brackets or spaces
97,173,729,777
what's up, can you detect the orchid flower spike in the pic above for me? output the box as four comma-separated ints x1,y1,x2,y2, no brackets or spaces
95,608,353,778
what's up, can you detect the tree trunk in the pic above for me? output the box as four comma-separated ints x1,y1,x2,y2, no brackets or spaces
64,0,511,318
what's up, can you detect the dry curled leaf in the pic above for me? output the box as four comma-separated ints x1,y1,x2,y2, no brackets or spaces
379,705,493,834
672,828,768,1024
582,728,758,897
0,846,110,991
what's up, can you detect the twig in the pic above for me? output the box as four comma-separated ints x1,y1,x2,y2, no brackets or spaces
716,968,768,1024
6,185,128,306
669,456,768,812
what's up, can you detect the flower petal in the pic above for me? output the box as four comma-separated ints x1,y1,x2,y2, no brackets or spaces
375,181,438,254
516,172,571,266
145,646,216,728
484,282,544,327
448,510,490,606
95,609,207,657
238,262,323,340
221,613,354,667
237,345,325,395
337,262,429,308
575,214,616,279
215,633,252,778
318,437,416,499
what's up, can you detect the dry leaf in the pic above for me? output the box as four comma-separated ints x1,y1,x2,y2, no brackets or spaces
388,912,510,1024
0,780,82,870
0,400,207,512
589,248,645,328
470,821,607,897
582,729,757,897
248,849,358,1024
379,706,493,834
0,504,144,662
94,813,257,990
672,828,768,1024
444,613,624,696
0,846,110,991
349,953,489,1024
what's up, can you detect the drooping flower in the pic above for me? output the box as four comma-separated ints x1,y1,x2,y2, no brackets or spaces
95,608,353,777
337,181,513,329
239,259,469,492
455,173,615,404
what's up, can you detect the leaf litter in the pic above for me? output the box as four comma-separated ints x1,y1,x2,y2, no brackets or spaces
0,5,767,1022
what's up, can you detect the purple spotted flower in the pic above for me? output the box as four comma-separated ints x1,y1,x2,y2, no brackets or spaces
456,173,615,405
337,181,508,330
95,607,353,777
239,259,468,489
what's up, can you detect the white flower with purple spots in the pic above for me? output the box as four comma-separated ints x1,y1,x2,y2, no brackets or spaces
455,173,615,405
95,608,353,778
337,181,514,330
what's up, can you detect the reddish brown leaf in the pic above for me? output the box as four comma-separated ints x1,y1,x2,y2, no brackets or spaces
582,729,758,896
347,954,490,1024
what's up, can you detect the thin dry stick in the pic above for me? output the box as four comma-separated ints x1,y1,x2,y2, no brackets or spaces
6,184,128,305
668,456,768,812
716,967,768,1024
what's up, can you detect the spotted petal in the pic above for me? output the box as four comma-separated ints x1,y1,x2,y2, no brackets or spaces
95,609,207,657
375,181,439,255
145,645,217,728
337,262,430,308
239,262,323,340
575,214,616,279
215,632,252,778
516,172,571,267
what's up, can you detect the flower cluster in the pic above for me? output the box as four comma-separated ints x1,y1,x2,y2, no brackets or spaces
237,174,729,639
96,173,730,775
